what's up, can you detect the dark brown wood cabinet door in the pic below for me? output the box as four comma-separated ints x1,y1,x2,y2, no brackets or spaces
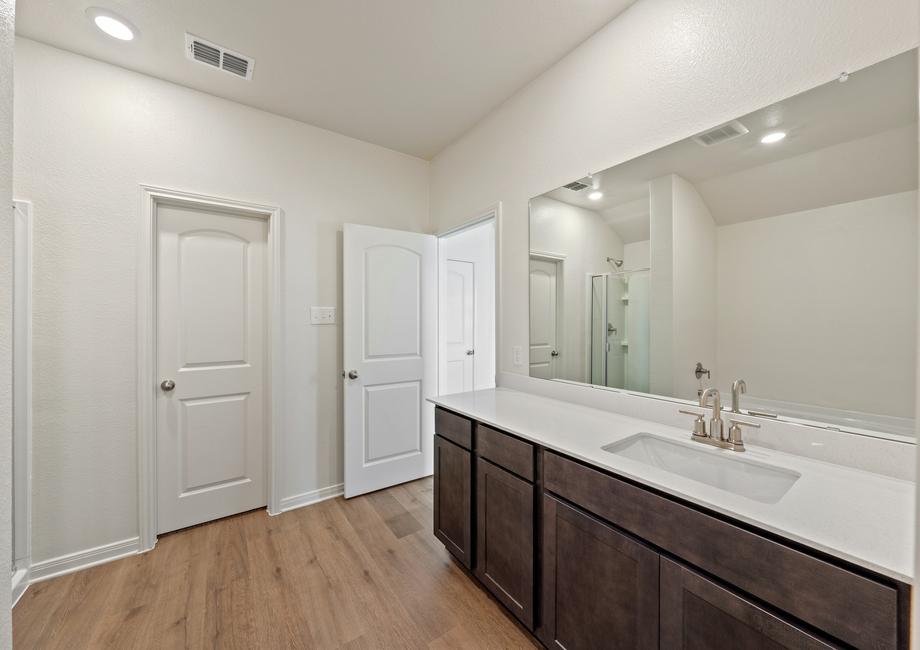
475,458,535,629
541,494,658,650
660,558,840,649
543,451,899,650
433,435,472,568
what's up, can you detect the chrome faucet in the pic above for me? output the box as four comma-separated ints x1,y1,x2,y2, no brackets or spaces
731,379,747,413
679,387,758,452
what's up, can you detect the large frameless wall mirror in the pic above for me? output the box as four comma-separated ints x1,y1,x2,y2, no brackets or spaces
529,49,918,440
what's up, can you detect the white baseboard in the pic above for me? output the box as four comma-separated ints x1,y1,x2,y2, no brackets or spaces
11,567,29,607
30,537,141,584
24,486,344,587
275,483,344,514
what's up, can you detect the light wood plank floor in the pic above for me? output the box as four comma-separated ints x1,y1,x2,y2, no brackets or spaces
14,478,539,649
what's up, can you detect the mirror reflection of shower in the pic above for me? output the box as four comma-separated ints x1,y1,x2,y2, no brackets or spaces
590,265,650,393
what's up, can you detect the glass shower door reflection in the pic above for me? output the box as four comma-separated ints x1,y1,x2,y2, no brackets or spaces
590,274,607,386
589,271,649,391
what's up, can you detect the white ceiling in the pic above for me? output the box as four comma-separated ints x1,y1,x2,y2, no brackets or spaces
15,0,635,159
545,50,918,241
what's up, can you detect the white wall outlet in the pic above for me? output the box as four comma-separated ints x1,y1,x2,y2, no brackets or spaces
512,345,523,367
310,306,336,325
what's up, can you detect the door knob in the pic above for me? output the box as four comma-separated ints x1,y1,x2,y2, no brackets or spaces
466,349,475,356
345,370,359,380
551,350,559,357
160,379,176,392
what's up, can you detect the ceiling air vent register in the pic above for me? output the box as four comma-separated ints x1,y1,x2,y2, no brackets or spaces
185,34,254,80
692,120,749,146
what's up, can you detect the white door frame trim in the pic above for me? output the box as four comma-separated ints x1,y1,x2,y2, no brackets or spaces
437,202,502,389
137,185,285,552
12,199,33,606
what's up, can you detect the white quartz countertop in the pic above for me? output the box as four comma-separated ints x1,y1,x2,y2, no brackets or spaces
429,388,916,583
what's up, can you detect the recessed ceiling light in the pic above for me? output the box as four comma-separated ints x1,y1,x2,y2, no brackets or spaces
86,8,136,41
760,131,786,144
588,191,603,201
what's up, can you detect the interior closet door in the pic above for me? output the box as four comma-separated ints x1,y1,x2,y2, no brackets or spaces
156,204,268,534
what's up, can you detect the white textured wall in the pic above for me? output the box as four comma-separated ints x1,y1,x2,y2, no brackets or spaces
648,176,674,395
718,191,918,418
623,240,649,270
0,0,14,644
671,175,717,401
914,51,920,645
529,196,623,382
13,39,430,563
430,0,919,388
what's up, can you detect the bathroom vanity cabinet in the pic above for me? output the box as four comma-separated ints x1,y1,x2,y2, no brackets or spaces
432,406,910,650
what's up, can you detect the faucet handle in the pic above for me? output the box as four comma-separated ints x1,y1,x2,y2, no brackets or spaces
679,408,705,416
726,418,760,451
679,409,708,438
728,418,760,429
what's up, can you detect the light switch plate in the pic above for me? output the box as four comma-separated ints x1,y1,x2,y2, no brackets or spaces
310,306,336,324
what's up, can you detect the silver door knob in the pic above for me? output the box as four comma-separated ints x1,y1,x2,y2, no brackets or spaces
346,370,359,380
551,350,559,357
466,349,474,356
160,379,176,392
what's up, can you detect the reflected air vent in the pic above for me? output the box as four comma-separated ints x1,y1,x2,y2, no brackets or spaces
693,120,749,146
221,53,250,78
191,40,220,67
563,180,590,191
185,34,255,81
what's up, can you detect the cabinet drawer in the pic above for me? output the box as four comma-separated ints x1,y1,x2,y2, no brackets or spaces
477,424,534,481
544,451,899,650
435,407,473,450
660,558,838,649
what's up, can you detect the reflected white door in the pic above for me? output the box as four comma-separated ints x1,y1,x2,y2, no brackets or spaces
156,205,267,534
529,258,559,379
343,224,437,498
443,259,475,394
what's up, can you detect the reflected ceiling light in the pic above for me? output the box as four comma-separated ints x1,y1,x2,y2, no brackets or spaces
86,8,136,41
760,131,786,144
586,172,602,200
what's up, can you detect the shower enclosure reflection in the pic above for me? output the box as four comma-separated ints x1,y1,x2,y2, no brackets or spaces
590,268,649,392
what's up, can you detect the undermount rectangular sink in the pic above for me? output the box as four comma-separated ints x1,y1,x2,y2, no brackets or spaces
601,433,800,504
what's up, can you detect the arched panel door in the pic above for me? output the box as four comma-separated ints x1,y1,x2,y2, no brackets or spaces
156,204,268,533
343,224,437,497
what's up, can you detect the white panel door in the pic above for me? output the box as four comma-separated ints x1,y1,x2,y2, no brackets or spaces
443,259,475,394
343,223,437,498
156,204,267,534
529,258,558,379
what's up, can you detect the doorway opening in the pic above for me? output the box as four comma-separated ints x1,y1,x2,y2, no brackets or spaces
438,216,497,395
